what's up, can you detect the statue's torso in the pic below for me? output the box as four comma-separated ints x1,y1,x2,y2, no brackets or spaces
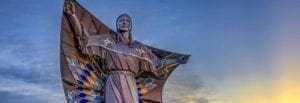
84,34,159,103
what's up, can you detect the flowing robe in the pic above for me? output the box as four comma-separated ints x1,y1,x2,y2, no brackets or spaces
60,1,190,103
84,34,164,103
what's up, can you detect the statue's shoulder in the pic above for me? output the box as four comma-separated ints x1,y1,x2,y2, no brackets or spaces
131,40,145,48
89,33,114,39
88,33,117,41
131,40,152,52
86,33,117,46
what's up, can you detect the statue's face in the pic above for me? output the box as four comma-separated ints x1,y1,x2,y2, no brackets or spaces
117,15,132,32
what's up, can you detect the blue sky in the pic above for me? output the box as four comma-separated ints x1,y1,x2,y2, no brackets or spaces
0,0,300,103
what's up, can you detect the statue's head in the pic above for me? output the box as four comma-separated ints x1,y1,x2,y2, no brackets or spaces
116,14,132,32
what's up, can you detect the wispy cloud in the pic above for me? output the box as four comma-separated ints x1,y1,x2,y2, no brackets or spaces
164,79,210,103
0,36,64,102
0,76,65,103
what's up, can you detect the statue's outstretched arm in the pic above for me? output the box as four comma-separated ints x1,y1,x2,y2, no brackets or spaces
143,45,190,75
64,1,92,52
158,55,189,69
64,1,83,37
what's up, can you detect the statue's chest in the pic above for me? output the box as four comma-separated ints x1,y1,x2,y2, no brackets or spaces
110,44,145,57
99,38,146,58
88,36,154,66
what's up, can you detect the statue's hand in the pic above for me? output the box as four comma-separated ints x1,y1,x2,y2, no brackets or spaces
177,55,190,64
64,2,75,15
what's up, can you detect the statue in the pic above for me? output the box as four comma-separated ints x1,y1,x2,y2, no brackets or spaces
60,1,190,103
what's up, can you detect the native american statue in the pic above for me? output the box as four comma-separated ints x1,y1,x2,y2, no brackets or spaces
60,0,190,103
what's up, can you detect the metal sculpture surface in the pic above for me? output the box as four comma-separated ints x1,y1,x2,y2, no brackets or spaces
60,0,190,103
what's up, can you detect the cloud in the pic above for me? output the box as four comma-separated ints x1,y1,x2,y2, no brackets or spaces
162,67,217,103
0,76,65,103
164,80,211,103
0,36,64,102
0,11,62,102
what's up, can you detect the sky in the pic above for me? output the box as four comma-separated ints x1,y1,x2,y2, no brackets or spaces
0,0,300,103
